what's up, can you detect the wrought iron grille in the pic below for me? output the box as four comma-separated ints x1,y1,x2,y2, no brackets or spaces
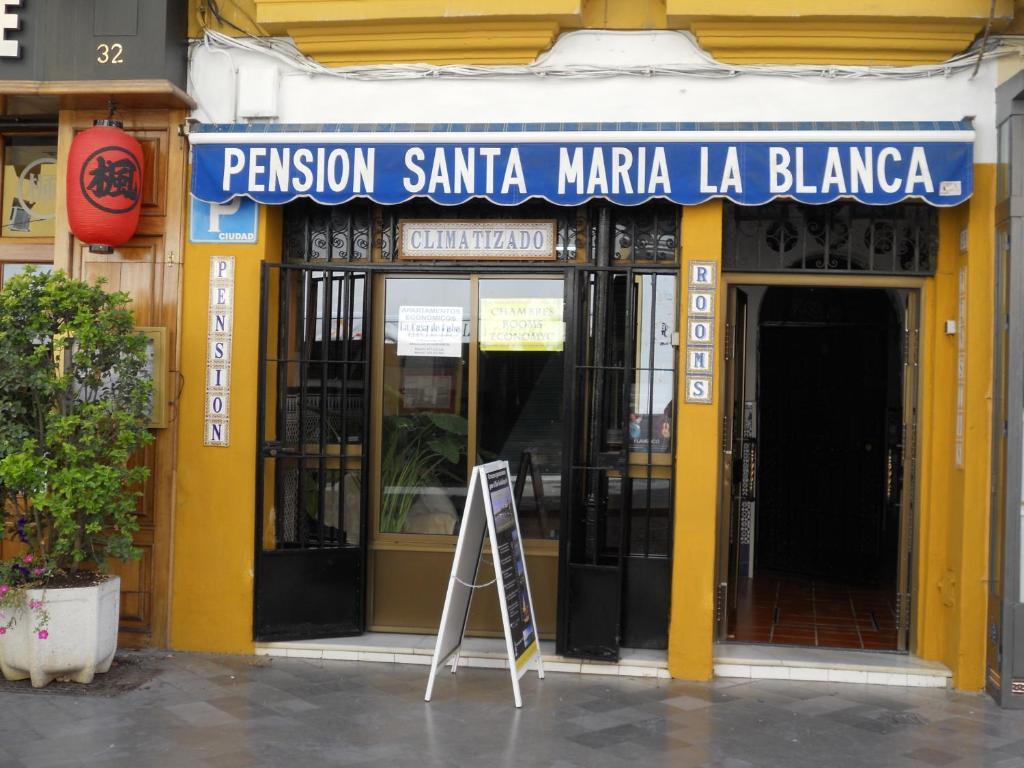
281,199,681,264
590,202,680,263
561,259,677,657
723,200,937,274
257,265,370,550
378,200,581,261
569,268,677,565
283,200,373,262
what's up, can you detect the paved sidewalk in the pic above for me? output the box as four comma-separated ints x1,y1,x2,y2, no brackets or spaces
0,651,1023,768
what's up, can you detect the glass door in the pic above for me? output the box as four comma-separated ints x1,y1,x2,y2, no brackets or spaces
477,278,566,541
369,274,566,635
379,277,471,537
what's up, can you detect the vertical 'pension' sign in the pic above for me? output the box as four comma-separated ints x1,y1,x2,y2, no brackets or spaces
0,0,21,58
205,256,234,446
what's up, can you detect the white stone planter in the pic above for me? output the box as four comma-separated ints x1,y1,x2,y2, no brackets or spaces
0,575,120,688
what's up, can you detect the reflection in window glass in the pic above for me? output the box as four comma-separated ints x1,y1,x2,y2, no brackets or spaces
997,121,1010,203
2,137,58,238
381,278,470,535
478,279,565,539
1,263,52,289
629,275,676,456
629,477,671,557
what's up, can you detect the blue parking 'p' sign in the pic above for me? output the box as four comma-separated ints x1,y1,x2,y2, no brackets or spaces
189,196,259,244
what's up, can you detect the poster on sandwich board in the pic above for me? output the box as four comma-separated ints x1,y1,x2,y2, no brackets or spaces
424,460,544,708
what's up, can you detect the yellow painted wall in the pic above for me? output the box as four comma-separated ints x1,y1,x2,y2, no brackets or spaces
914,204,961,668
953,165,995,690
167,153,993,688
667,174,995,689
189,0,264,37
170,201,281,654
913,167,994,690
582,0,666,28
668,200,723,681
188,0,1003,65
666,0,1009,17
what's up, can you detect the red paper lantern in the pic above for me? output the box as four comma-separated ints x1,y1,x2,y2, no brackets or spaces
66,120,143,252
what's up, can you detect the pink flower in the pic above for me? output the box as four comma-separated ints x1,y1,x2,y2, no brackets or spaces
37,630,47,640
28,599,42,610
22,554,33,563
0,627,6,635
31,568,43,576
0,585,8,596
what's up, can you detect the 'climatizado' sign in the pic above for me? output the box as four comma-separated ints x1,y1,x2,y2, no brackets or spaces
190,124,974,208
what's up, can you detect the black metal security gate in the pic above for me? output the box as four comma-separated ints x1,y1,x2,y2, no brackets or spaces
255,200,677,649
558,206,678,660
254,263,370,640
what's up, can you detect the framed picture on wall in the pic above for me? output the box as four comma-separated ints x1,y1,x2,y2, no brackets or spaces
400,371,455,413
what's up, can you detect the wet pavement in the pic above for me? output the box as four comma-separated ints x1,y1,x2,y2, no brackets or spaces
0,650,1022,767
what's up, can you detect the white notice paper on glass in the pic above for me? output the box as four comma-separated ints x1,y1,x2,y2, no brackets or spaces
397,306,463,357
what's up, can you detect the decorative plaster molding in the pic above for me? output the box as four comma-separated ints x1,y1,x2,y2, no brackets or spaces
287,20,563,66
254,0,582,27
687,19,987,65
206,0,1015,67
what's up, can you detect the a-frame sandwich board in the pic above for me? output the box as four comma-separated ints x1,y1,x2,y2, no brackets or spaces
425,460,544,708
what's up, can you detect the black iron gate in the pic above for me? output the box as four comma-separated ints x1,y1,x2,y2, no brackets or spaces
558,207,678,660
256,200,676,649
254,263,371,641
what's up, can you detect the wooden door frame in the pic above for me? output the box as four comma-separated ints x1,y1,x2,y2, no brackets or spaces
714,273,925,652
56,107,187,648
366,269,566,634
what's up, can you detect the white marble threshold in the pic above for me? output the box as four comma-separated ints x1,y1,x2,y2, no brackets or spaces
255,633,671,679
714,642,952,688
254,634,953,688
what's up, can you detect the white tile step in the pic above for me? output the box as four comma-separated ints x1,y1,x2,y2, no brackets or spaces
254,633,671,679
714,642,952,688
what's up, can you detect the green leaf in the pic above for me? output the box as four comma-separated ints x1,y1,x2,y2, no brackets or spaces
0,269,152,571
425,412,468,436
427,437,459,464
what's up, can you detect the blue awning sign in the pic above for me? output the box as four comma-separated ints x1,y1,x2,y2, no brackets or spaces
190,123,974,208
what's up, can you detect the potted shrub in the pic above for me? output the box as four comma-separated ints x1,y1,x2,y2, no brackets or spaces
0,269,152,687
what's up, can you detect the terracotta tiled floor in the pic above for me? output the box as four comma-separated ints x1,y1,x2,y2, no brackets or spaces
728,573,899,651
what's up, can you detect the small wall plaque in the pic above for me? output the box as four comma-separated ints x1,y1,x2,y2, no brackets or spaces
399,220,557,260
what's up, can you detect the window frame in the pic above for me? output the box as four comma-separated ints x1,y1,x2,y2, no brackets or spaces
0,127,58,287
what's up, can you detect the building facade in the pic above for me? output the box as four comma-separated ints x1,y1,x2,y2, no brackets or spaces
0,0,191,650
24,0,1005,699
986,49,1024,708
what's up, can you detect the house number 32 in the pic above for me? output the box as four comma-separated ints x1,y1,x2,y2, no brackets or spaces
96,43,124,64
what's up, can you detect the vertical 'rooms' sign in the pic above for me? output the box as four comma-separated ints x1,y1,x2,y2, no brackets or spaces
685,261,716,403
205,256,234,446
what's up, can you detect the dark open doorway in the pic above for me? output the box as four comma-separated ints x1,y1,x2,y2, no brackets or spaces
723,286,913,652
